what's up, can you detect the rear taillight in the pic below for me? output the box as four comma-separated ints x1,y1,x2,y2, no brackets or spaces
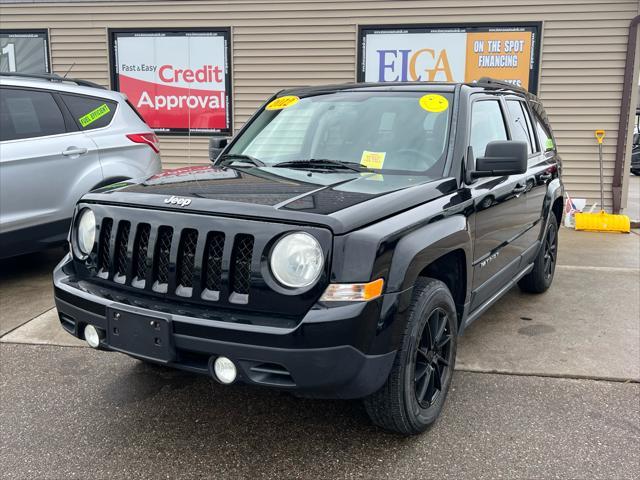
126,133,160,154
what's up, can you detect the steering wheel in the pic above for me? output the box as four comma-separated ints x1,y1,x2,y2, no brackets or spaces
392,148,438,171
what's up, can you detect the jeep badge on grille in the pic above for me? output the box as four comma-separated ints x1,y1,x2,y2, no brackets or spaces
164,196,192,207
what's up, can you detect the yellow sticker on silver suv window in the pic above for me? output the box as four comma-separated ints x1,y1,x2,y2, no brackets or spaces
360,150,386,169
78,103,111,127
419,94,449,113
266,95,300,110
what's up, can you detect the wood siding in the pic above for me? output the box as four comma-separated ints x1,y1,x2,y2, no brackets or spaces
1,0,638,208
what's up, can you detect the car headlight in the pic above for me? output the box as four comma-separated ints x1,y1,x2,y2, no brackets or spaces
75,208,96,258
270,232,324,288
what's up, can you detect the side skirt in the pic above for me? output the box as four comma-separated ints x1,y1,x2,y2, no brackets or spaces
460,262,534,332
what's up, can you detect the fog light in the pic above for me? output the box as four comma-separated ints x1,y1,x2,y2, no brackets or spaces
213,356,237,384
84,324,101,348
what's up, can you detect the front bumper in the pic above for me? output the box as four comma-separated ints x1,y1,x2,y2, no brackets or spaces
54,254,404,399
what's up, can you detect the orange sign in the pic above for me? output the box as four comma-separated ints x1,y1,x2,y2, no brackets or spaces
360,24,541,93
465,31,533,90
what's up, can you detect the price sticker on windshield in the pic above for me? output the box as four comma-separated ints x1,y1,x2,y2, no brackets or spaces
360,150,386,169
266,95,300,110
419,94,448,113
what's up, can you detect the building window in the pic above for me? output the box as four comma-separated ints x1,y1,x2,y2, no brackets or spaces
0,29,50,74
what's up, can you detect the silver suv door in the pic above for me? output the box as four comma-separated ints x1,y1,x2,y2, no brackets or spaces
0,86,102,244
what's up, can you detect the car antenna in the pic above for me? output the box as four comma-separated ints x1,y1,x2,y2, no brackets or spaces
62,62,75,78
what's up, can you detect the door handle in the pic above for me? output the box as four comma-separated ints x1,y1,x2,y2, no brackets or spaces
62,147,88,156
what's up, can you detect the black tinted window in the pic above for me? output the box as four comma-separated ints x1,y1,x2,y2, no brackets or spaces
470,100,508,157
61,94,117,130
521,103,538,152
506,100,534,154
0,87,65,141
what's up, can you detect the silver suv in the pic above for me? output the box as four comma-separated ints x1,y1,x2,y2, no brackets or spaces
0,73,162,258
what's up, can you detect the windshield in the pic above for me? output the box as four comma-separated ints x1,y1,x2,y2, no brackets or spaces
226,91,453,175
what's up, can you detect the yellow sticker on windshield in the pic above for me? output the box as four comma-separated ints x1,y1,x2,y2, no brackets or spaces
359,172,384,181
419,94,448,113
360,150,386,169
266,95,300,110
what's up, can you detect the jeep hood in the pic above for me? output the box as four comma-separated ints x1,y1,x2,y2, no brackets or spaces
83,165,457,234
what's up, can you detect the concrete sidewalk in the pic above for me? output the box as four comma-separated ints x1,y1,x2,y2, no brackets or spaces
458,228,640,382
0,247,63,336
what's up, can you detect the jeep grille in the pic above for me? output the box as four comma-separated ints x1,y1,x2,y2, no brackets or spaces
95,217,256,304
79,205,331,316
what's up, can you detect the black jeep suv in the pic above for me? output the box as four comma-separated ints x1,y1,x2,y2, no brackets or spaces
54,79,563,435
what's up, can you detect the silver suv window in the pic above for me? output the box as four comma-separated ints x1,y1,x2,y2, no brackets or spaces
60,93,117,131
0,87,65,141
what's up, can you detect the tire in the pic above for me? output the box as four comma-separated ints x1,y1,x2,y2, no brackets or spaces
518,214,559,294
631,169,640,176
364,278,458,435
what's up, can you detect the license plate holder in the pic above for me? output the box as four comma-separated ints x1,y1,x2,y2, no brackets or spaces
107,308,173,363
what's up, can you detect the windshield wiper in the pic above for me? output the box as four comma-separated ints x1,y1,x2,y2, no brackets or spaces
272,159,365,173
218,153,266,167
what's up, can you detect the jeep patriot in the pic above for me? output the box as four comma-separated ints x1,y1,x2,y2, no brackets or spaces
54,78,563,435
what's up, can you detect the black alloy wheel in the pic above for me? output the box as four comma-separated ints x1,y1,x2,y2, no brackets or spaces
364,277,458,435
414,308,453,409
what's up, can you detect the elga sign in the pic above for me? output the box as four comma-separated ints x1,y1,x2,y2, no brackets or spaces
0,30,50,74
110,29,232,135
358,24,541,93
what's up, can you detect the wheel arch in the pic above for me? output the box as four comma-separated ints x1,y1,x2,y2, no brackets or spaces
385,214,472,325
542,178,564,237
416,249,467,327
551,195,563,227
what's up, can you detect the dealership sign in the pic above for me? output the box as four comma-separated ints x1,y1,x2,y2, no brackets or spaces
0,30,50,74
110,29,232,135
358,24,541,93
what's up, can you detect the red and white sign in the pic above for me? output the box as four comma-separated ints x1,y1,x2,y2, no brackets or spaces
111,30,231,134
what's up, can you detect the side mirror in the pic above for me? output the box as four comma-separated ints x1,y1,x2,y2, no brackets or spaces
471,140,528,179
209,137,230,162
633,133,639,146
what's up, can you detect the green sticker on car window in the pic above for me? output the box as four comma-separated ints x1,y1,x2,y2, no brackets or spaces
78,103,110,127
545,138,554,150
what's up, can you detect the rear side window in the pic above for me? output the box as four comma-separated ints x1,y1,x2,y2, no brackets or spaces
506,100,534,154
470,100,508,158
0,87,66,141
61,94,117,131
534,113,555,152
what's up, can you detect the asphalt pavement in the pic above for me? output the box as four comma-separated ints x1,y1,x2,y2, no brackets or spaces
1,179,639,479
1,344,638,480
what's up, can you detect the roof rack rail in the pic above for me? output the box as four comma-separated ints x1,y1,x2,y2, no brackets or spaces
474,77,527,93
0,71,106,90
